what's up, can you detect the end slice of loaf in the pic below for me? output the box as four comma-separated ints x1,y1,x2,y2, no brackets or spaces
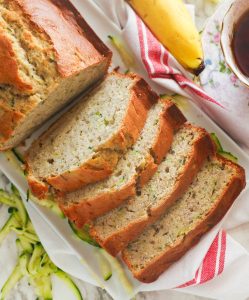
90,124,215,256
122,155,246,283
57,99,186,227
26,72,157,199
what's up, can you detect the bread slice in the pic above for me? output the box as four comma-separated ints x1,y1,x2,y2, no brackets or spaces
57,99,186,227
0,0,112,150
26,72,157,199
90,124,214,256
122,155,246,283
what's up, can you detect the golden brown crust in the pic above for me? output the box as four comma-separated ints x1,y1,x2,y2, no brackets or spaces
0,94,40,150
14,0,111,77
90,126,215,256
151,99,187,164
27,73,157,198
139,99,187,186
138,154,158,188
59,182,136,228
46,150,119,192
57,100,186,227
123,155,246,283
0,29,32,91
27,175,49,200
0,103,25,145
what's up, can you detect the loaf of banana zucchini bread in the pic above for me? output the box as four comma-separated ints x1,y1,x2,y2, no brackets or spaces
0,0,111,150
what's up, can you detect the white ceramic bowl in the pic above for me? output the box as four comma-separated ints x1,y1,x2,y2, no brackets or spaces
220,0,249,88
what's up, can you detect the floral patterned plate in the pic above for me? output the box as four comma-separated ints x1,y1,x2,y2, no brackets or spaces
199,0,249,148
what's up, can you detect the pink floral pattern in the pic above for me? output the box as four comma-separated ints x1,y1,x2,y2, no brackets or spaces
203,20,240,89
213,32,221,44
230,74,239,87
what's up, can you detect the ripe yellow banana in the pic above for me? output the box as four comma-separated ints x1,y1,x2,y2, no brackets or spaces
127,0,205,75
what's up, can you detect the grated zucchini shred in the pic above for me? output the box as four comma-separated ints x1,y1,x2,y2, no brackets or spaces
0,187,83,300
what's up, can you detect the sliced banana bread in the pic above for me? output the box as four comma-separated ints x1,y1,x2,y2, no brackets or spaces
122,155,246,283
0,0,112,150
90,124,214,256
26,72,157,199
58,99,186,227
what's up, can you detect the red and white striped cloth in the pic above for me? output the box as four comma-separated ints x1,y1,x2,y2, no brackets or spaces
135,15,222,107
177,230,226,288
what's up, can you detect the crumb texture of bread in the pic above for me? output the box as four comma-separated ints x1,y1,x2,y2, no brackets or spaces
58,99,186,226
122,156,246,283
26,72,157,196
90,124,214,255
0,0,111,149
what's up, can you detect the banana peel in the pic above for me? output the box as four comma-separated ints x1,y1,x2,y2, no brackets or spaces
127,0,205,75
